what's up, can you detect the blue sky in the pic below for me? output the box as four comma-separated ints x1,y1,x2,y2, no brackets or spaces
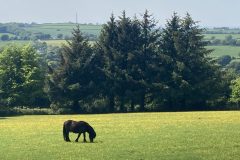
0,0,239,27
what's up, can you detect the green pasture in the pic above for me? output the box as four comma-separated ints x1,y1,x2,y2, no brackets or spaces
44,40,95,46
206,45,240,57
24,23,102,37
44,39,67,46
0,39,240,58
204,34,240,40
1,112,240,160
0,40,32,48
205,28,240,34
0,33,15,38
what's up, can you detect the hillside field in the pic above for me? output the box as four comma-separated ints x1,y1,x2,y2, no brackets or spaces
206,45,240,57
1,112,240,160
23,23,102,37
204,34,240,40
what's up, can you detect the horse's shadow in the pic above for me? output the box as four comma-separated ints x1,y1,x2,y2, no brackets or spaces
73,140,103,144
93,140,103,143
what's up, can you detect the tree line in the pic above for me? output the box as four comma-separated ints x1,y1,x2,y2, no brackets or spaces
0,11,238,114
209,35,240,46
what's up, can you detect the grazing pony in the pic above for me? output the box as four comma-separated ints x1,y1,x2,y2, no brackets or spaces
63,120,96,142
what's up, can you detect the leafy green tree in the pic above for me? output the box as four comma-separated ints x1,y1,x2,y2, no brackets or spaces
0,45,47,107
227,61,240,74
1,34,9,41
57,34,63,39
217,55,232,66
230,77,240,108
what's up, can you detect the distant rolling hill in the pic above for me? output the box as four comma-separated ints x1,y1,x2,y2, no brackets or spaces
23,23,102,38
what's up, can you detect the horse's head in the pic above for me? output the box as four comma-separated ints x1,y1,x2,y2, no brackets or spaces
88,125,96,143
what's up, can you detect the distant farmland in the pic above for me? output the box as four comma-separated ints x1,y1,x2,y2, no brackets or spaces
1,23,240,58
23,23,102,37
206,45,240,57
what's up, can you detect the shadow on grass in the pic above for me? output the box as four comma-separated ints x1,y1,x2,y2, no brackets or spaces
94,140,103,143
66,140,103,144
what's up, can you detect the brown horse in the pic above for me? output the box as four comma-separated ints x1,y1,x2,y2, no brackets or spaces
63,120,96,142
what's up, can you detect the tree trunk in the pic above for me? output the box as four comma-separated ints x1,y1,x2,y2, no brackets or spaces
139,91,145,112
109,94,115,113
131,99,134,112
120,96,125,112
72,100,80,113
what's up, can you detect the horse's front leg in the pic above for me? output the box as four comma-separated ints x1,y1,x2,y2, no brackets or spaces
83,132,87,142
75,133,81,142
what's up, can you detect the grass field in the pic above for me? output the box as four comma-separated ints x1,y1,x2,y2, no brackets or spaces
24,23,102,37
44,40,67,46
1,40,240,58
1,112,240,160
204,34,240,40
0,40,32,48
206,45,240,57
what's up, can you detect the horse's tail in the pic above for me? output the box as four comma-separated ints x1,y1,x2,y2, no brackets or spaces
63,123,67,141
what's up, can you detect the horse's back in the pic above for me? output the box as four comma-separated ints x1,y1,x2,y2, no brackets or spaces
64,120,89,133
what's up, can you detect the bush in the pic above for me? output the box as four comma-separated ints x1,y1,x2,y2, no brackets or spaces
79,98,108,113
1,34,9,41
13,107,53,115
217,55,232,66
0,107,18,116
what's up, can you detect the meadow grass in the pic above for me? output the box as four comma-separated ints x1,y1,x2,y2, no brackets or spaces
1,112,240,160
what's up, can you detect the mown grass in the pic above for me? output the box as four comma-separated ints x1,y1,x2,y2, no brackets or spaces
1,112,240,160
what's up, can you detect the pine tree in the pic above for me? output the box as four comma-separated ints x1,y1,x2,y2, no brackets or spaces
98,13,118,112
47,25,95,113
98,11,143,112
137,10,161,111
160,13,222,110
175,13,217,109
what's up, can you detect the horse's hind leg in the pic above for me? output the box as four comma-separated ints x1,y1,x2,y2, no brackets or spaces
83,132,87,142
66,132,70,142
75,133,81,142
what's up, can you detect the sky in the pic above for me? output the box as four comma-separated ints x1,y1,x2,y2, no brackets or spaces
0,0,239,27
